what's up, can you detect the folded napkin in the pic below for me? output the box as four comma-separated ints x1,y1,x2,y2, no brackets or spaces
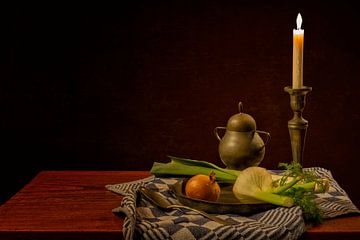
106,167,359,240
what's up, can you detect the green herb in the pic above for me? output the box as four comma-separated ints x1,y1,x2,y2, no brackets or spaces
278,161,325,224
282,187,323,224
278,161,318,183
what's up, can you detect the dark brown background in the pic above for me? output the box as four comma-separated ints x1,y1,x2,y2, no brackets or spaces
2,1,360,207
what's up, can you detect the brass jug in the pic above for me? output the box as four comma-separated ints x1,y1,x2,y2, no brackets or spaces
214,102,270,170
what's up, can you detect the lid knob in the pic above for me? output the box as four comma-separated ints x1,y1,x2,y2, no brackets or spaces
226,102,256,132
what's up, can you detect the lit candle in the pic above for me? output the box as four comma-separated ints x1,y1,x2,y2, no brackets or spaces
292,13,304,89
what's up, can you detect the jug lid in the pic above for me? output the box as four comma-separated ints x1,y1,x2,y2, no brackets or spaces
226,102,256,132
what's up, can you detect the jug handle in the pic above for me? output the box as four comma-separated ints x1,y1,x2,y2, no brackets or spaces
256,130,271,149
214,127,226,141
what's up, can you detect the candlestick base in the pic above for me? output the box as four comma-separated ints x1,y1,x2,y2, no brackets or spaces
284,86,312,164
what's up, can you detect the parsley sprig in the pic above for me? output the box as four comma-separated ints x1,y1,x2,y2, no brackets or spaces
278,161,323,224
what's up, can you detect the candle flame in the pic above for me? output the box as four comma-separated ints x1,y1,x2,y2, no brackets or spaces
296,13,302,30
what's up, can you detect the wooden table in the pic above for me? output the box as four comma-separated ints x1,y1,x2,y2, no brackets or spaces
0,171,359,240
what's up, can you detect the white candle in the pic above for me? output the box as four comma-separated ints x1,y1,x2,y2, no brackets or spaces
292,13,304,89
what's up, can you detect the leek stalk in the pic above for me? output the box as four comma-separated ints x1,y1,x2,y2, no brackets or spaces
150,156,240,182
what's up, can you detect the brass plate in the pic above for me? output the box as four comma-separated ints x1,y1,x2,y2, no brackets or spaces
170,180,276,215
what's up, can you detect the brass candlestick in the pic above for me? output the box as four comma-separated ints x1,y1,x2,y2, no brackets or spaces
284,86,312,164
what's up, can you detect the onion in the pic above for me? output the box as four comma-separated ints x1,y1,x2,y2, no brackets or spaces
185,172,221,201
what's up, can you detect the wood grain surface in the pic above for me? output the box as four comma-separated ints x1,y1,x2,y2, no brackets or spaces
0,171,359,240
301,215,360,240
0,171,151,240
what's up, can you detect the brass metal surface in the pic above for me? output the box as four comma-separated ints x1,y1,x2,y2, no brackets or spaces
170,180,275,215
215,101,271,170
284,86,312,164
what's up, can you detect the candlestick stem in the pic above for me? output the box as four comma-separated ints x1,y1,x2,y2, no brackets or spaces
284,86,312,164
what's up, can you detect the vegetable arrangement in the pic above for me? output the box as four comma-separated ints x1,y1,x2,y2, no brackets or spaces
151,156,329,223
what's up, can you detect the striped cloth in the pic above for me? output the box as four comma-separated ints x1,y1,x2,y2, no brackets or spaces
106,167,359,240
